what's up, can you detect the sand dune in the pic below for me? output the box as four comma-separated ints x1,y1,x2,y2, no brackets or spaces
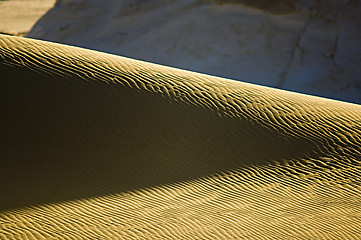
1,34,361,239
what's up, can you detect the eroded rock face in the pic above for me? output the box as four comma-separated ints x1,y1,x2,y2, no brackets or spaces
211,0,299,14
27,0,361,104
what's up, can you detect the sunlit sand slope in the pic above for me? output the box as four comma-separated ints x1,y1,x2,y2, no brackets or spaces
1,34,361,239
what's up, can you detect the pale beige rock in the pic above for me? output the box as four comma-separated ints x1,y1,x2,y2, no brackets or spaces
0,0,55,35
26,0,361,104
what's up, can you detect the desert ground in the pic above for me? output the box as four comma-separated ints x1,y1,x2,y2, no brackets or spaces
1,0,361,239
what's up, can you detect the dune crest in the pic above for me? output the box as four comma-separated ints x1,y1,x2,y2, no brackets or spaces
1,35,361,239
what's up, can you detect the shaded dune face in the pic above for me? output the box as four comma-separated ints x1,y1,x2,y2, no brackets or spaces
1,34,361,239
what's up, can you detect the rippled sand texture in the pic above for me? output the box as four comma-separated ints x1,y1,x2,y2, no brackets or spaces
1,34,361,239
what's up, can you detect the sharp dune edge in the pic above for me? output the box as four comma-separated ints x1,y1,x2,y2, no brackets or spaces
1,35,361,239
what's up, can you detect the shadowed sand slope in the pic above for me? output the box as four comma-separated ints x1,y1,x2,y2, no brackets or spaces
1,34,361,239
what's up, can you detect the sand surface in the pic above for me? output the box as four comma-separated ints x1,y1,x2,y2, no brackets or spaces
1,34,361,239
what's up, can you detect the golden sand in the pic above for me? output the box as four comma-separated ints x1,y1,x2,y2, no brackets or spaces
0,34,360,239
